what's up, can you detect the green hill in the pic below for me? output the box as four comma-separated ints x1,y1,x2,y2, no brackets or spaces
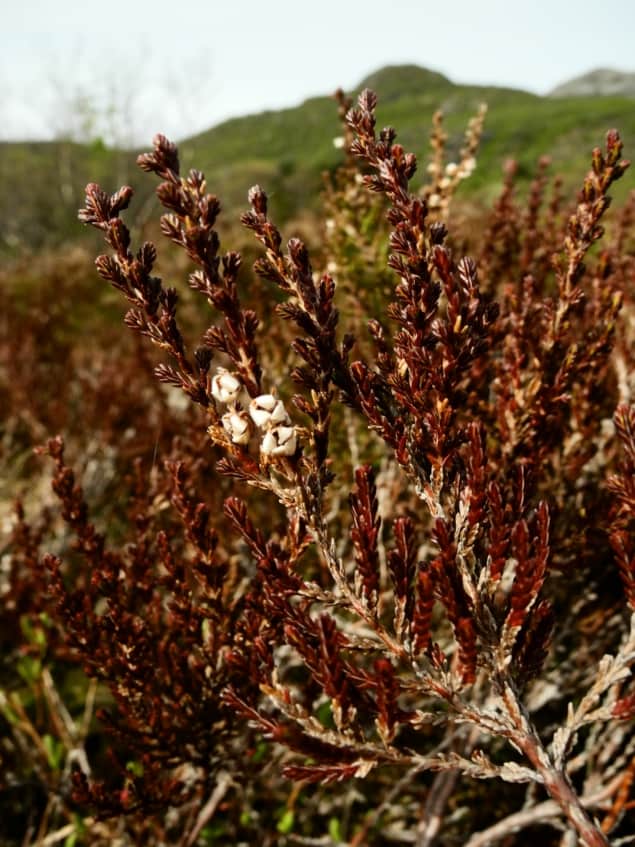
3,64,634,254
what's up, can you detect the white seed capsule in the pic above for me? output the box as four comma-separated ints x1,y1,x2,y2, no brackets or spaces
261,425,297,457
222,411,251,445
270,400,290,425
249,394,277,427
249,394,289,428
211,370,241,404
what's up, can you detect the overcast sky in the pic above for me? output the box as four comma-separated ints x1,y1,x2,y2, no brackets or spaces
3,0,635,145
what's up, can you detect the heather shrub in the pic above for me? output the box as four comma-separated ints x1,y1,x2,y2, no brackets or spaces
3,88,635,847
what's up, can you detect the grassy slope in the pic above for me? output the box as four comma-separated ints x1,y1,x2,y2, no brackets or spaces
182,66,634,207
2,64,634,253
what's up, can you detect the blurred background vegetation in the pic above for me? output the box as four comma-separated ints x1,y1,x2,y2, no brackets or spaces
2,63,634,256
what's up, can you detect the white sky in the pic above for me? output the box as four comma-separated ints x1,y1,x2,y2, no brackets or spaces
3,0,635,144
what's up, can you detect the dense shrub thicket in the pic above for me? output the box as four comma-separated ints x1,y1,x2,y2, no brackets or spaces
2,89,635,846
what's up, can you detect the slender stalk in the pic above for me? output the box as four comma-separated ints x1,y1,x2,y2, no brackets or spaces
503,684,609,847
183,772,232,847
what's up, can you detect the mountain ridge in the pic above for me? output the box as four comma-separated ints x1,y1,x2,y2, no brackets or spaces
549,67,635,98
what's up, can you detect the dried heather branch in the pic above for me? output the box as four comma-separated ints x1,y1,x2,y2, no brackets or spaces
349,465,382,612
37,87,632,845
551,130,630,339
422,102,486,219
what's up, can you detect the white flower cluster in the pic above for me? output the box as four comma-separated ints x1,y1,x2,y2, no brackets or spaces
444,157,477,183
249,394,296,456
212,370,251,445
211,370,241,404
426,158,478,211
211,369,296,457
426,158,477,193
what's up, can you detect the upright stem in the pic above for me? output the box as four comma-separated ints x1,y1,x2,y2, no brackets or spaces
519,735,608,847
503,684,608,847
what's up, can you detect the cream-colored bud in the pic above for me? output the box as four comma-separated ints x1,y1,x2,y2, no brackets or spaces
439,177,451,190
222,410,251,445
211,370,241,404
332,136,345,149
428,193,442,209
261,425,297,457
445,162,459,177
